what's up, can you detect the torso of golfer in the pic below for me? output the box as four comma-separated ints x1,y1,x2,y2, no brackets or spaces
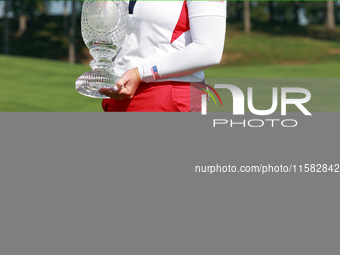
100,1,227,112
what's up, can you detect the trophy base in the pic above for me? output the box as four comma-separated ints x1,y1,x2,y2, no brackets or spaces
75,70,120,98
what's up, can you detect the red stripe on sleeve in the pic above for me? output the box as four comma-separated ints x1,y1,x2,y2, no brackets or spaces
170,1,190,44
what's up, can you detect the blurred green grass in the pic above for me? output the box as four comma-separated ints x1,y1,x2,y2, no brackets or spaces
0,55,101,112
205,77,340,112
0,55,339,112
205,62,340,78
223,29,340,66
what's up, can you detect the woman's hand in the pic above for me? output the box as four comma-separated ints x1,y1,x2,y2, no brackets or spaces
98,68,142,99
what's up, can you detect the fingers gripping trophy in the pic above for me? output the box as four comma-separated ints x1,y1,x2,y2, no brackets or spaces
76,1,128,98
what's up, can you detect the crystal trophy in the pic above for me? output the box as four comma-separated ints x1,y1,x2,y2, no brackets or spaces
75,1,128,98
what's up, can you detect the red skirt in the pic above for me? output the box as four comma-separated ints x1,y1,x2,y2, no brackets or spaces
102,81,204,112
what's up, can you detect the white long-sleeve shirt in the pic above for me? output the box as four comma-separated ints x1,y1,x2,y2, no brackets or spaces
113,1,227,83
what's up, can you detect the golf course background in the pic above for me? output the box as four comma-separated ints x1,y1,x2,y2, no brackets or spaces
0,1,339,112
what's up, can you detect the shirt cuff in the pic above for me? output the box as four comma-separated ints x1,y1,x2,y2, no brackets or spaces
138,63,156,83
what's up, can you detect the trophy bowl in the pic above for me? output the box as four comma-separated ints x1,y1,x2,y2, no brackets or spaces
76,1,128,98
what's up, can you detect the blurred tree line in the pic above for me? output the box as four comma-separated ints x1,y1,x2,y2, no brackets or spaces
233,1,338,33
1,1,339,63
2,0,82,63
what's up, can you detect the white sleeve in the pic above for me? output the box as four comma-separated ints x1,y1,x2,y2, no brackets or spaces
138,2,227,82
187,0,227,18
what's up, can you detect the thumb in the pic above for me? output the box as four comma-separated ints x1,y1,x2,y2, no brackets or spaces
114,77,127,91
